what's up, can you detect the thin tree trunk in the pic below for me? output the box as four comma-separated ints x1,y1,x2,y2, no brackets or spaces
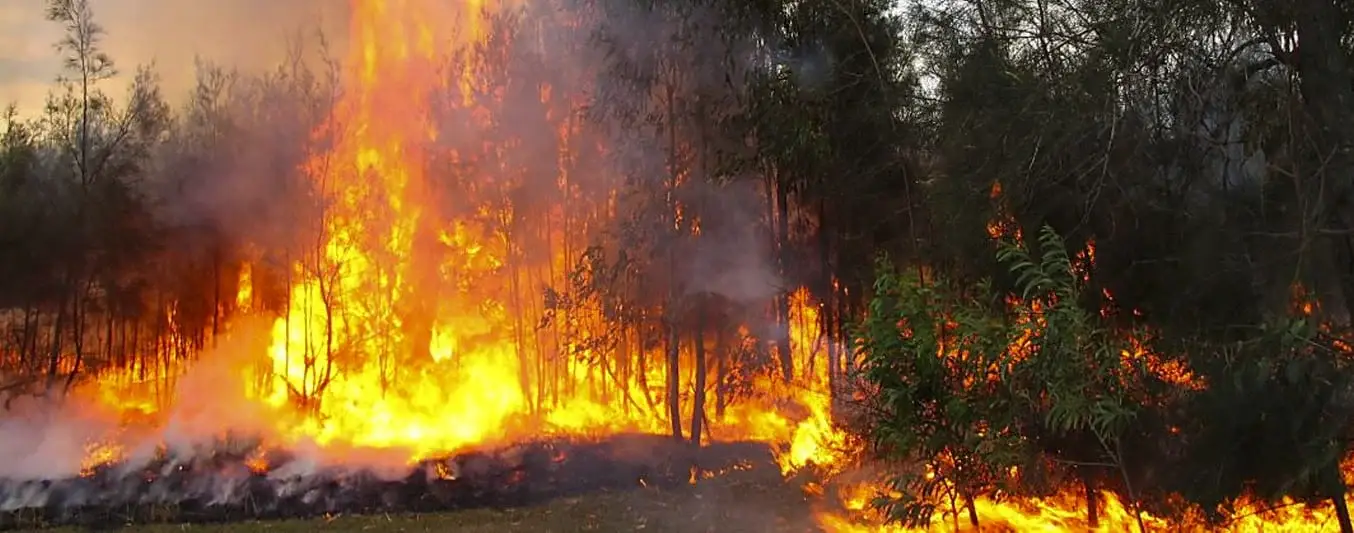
819,197,837,400
22,305,39,371
664,80,682,441
1084,473,1099,528
1334,494,1353,533
715,323,726,418
212,241,222,343
620,323,632,415
666,320,682,440
104,310,114,369
948,492,961,532
509,240,533,412
690,297,706,446
45,287,68,392
638,323,657,413
775,178,793,381
66,276,93,393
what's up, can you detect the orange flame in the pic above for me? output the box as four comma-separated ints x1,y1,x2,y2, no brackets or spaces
73,0,845,470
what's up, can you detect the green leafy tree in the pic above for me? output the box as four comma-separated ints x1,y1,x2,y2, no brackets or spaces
857,258,1023,529
998,226,1154,531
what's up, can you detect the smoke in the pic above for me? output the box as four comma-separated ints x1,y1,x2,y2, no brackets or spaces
0,396,116,481
0,0,351,251
682,180,784,305
147,52,338,253
578,0,790,306
784,41,835,92
156,318,277,449
0,316,422,492
132,0,790,308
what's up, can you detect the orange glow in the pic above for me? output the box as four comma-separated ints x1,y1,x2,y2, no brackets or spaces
985,181,1021,242
236,262,254,314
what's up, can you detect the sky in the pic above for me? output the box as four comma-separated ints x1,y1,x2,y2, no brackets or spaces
0,0,349,117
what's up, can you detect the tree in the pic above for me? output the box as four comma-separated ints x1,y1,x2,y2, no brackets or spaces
736,0,920,389
857,257,1023,529
39,0,169,392
46,0,116,190
1243,0,1354,329
998,226,1155,531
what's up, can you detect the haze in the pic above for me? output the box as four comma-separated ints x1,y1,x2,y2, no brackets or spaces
0,0,348,117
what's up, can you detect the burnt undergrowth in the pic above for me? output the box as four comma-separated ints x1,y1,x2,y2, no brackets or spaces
0,434,775,530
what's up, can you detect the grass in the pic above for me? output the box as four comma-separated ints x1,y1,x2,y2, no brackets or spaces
38,468,824,533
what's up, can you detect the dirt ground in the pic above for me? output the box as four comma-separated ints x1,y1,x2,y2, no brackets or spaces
36,469,829,533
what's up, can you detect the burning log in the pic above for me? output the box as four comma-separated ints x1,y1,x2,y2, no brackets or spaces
0,434,775,530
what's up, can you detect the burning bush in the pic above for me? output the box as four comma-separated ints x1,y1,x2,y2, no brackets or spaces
851,225,1354,532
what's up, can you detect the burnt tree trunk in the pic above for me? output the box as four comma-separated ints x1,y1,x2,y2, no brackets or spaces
212,241,222,342
45,283,68,392
690,297,707,446
22,305,38,369
65,275,94,393
620,324,632,415
965,495,980,528
1084,472,1099,528
819,196,837,400
1335,494,1353,533
664,80,682,442
406,219,443,388
774,177,793,382
715,322,727,418
666,314,682,441
836,286,851,375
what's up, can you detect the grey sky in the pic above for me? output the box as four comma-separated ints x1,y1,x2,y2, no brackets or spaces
0,0,348,117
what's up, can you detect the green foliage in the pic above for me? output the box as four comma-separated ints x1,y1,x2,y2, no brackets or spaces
858,226,1159,527
997,226,1140,445
857,256,1023,527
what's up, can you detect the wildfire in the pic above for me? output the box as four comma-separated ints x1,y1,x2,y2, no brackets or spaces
42,3,1353,533
71,0,845,474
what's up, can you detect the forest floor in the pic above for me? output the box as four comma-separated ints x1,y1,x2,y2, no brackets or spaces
41,468,826,533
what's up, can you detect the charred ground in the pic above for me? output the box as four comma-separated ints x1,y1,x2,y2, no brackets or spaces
41,468,814,533
0,435,784,531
